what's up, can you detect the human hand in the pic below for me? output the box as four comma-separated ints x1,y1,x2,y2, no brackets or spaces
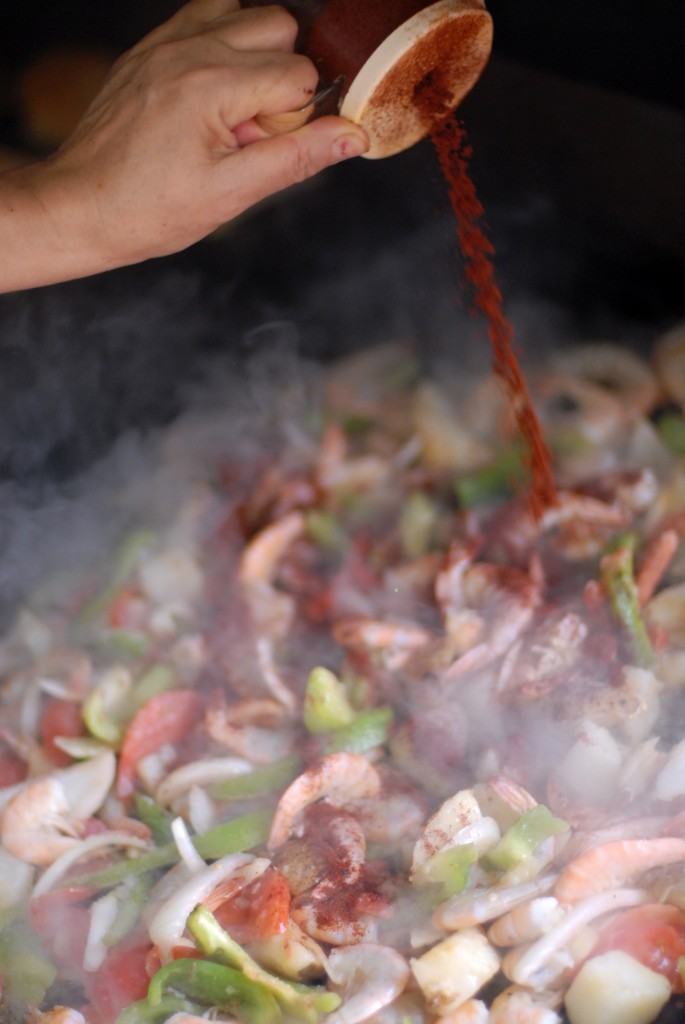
0,0,369,289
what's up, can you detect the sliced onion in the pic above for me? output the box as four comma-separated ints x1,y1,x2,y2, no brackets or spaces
83,891,119,972
52,736,114,759
32,831,150,898
155,757,252,807
171,816,206,875
0,847,35,912
148,853,269,961
655,737,685,801
187,785,216,835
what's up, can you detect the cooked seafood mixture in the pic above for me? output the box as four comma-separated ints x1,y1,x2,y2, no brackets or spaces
3,333,685,1024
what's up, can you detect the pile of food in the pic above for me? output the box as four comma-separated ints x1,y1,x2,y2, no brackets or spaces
2,332,685,1024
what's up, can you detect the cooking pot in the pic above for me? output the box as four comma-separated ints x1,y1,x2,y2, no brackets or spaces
0,5,684,1022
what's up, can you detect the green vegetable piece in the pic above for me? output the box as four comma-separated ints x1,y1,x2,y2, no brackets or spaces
486,805,569,872
657,410,685,455
303,667,355,734
601,541,654,667
210,755,302,801
71,811,271,888
325,706,393,754
414,843,477,900
400,491,438,559
193,812,272,860
341,414,374,436
133,793,175,845
147,958,281,1024
133,664,177,707
0,932,57,1005
305,510,346,552
188,906,340,1023
104,874,154,947
116,995,196,1024
454,446,526,507
79,528,156,624
83,666,135,744
679,954,685,989
102,630,152,660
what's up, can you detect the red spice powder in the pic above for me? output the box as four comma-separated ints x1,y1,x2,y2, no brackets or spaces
418,76,557,518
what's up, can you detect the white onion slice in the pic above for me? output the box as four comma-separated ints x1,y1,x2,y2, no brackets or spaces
32,831,151,898
149,853,269,962
187,785,216,835
83,891,119,972
155,757,252,807
171,816,206,875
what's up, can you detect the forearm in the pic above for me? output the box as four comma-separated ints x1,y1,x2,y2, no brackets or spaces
0,0,369,295
0,160,116,293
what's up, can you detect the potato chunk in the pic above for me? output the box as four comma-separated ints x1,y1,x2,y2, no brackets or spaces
411,929,500,1015
565,950,671,1024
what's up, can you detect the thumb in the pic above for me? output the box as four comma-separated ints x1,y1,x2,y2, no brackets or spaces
219,115,369,212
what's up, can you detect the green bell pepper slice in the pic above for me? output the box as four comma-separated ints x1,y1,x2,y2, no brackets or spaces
303,667,355,734
486,804,569,872
600,537,654,667
188,906,340,1023
147,958,281,1024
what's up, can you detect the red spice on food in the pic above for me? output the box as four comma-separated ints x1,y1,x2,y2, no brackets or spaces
416,75,557,518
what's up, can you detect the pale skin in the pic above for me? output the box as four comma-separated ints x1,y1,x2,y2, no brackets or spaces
0,0,369,293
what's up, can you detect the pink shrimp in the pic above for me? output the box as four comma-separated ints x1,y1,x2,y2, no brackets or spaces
555,837,685,904
443,559,544,681
268,752,381,849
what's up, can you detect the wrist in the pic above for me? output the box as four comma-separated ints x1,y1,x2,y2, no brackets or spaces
0,157,117,293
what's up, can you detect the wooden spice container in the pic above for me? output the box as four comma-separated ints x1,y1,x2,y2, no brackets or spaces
246,0,493,158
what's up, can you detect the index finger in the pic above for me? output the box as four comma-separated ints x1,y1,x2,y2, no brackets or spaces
128,0,241,50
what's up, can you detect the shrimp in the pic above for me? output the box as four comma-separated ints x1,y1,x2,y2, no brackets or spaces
487,491,628,563
555,838,685,904
433,874,557,932
332,617,434,671
345,792,426,845
503,888,649,989
0,751,116,866
291,900,379,946
487,897,564,947
325,943,410,1024
315,419,406,497
204,698,295,764
474,776,538,831
239,511,305,638
268,753,381,849
308,812,367,900
489,986,562,1024
442,559,543,681
496,611,588,703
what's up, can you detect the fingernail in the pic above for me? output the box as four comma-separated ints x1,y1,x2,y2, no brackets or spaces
332,132,368,162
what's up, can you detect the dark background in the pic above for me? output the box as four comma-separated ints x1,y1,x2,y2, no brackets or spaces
1,0,683,110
